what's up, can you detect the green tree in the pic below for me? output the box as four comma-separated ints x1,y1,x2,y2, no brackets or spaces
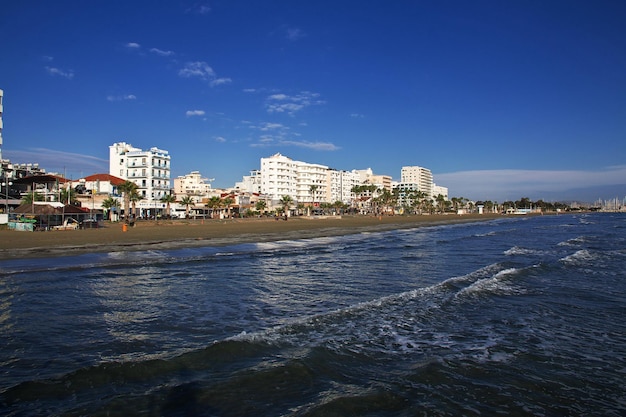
129,190,143,219
280,195,293,218
21,191,45,204
205,196,222,219
435,194,447,214
101,197,121,220
223,196,234,218
255,199,267,215
180,195,195,218
308,184,319,215
160,194,177,218
60,187,78,205
117,181,138,223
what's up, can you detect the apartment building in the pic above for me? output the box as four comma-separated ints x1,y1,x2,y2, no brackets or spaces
401,166,434,199
174,171,214,203
259,153,298,204
109,142,171,208
327,169,361,204
254,153,364,206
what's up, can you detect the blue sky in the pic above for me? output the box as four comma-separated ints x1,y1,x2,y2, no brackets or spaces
1,1,624,202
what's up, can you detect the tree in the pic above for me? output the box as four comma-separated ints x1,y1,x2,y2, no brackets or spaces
21,191,45,204
101,197,121,220
60,187,78,205
117,181,138,223
222,196,234,218
280,195,293,218
161,194,177,218
255,199,267,215
435,194,447,214
129,190,143,219
180,195,195,218
308,184,319,215
205,196,222,219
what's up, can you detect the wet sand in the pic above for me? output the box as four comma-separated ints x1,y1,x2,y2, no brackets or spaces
0,214,505,260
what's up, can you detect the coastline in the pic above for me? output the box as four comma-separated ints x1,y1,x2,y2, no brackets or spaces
0,213,510,260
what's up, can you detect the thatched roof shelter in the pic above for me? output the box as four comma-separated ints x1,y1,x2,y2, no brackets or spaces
13,202,88,215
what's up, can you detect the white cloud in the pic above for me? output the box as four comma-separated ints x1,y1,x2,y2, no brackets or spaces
45,66,74,79
125,42,141,49
186,110,206,117
286,27,305,41
350,113,365,118
179,61,231,87
435,166,626,201
107,94,136,101
282,140,339,151
258,122,285,131
187,4,211,14
214,136,226,143
243,88,257,93
150,47,174,57
251,138,339,151
265,91,325,115
210,77,232,87
4,149,108,175
179,61,215,79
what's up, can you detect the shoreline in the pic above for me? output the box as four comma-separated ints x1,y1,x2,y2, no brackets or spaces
0,213,522,260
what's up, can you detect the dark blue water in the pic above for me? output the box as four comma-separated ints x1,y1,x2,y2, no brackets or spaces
1,213,624,416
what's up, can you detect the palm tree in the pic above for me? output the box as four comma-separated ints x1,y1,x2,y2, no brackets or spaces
205,196,222,219
255,199,267,215
222,196,234,218
60,187,78,205
101,197,121,220
21,191,45,204
160,194,177,218
180,195,195,218
129,190,143,219
280,195,293,218
435,194,446,214
308,184,319,215
350,185,363,212
117,181,138,223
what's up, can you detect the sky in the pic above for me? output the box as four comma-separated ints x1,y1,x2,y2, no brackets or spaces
1,0,625,202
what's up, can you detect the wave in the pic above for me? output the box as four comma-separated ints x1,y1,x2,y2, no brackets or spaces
560,249,598,266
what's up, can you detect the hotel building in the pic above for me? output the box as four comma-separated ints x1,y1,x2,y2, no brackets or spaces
109,142,171,212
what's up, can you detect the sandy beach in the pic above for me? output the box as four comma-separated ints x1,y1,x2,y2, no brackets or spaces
0,214,506,260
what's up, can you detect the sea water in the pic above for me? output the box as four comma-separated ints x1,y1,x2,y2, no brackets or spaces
0,213,624,416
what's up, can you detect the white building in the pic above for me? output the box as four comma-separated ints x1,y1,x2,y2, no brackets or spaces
109,142,171,211
432,184,449,200
327,169,361,204
401,166,434,199
260,153,299,204
174,171,213,203
254,153,363,207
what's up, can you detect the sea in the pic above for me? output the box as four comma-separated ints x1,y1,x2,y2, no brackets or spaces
0,212,624,416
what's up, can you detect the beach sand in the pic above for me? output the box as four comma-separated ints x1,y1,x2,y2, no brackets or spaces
0,214,504,260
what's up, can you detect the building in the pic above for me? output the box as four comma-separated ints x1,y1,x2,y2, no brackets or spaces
432,184,448,200
401,166,434,199
259,153,299,205
109,142,171,215
173,171,214,203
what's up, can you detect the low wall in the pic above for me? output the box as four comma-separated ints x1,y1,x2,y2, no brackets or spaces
8,222,35,232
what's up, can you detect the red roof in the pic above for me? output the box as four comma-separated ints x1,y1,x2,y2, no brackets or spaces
82,174,126,185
